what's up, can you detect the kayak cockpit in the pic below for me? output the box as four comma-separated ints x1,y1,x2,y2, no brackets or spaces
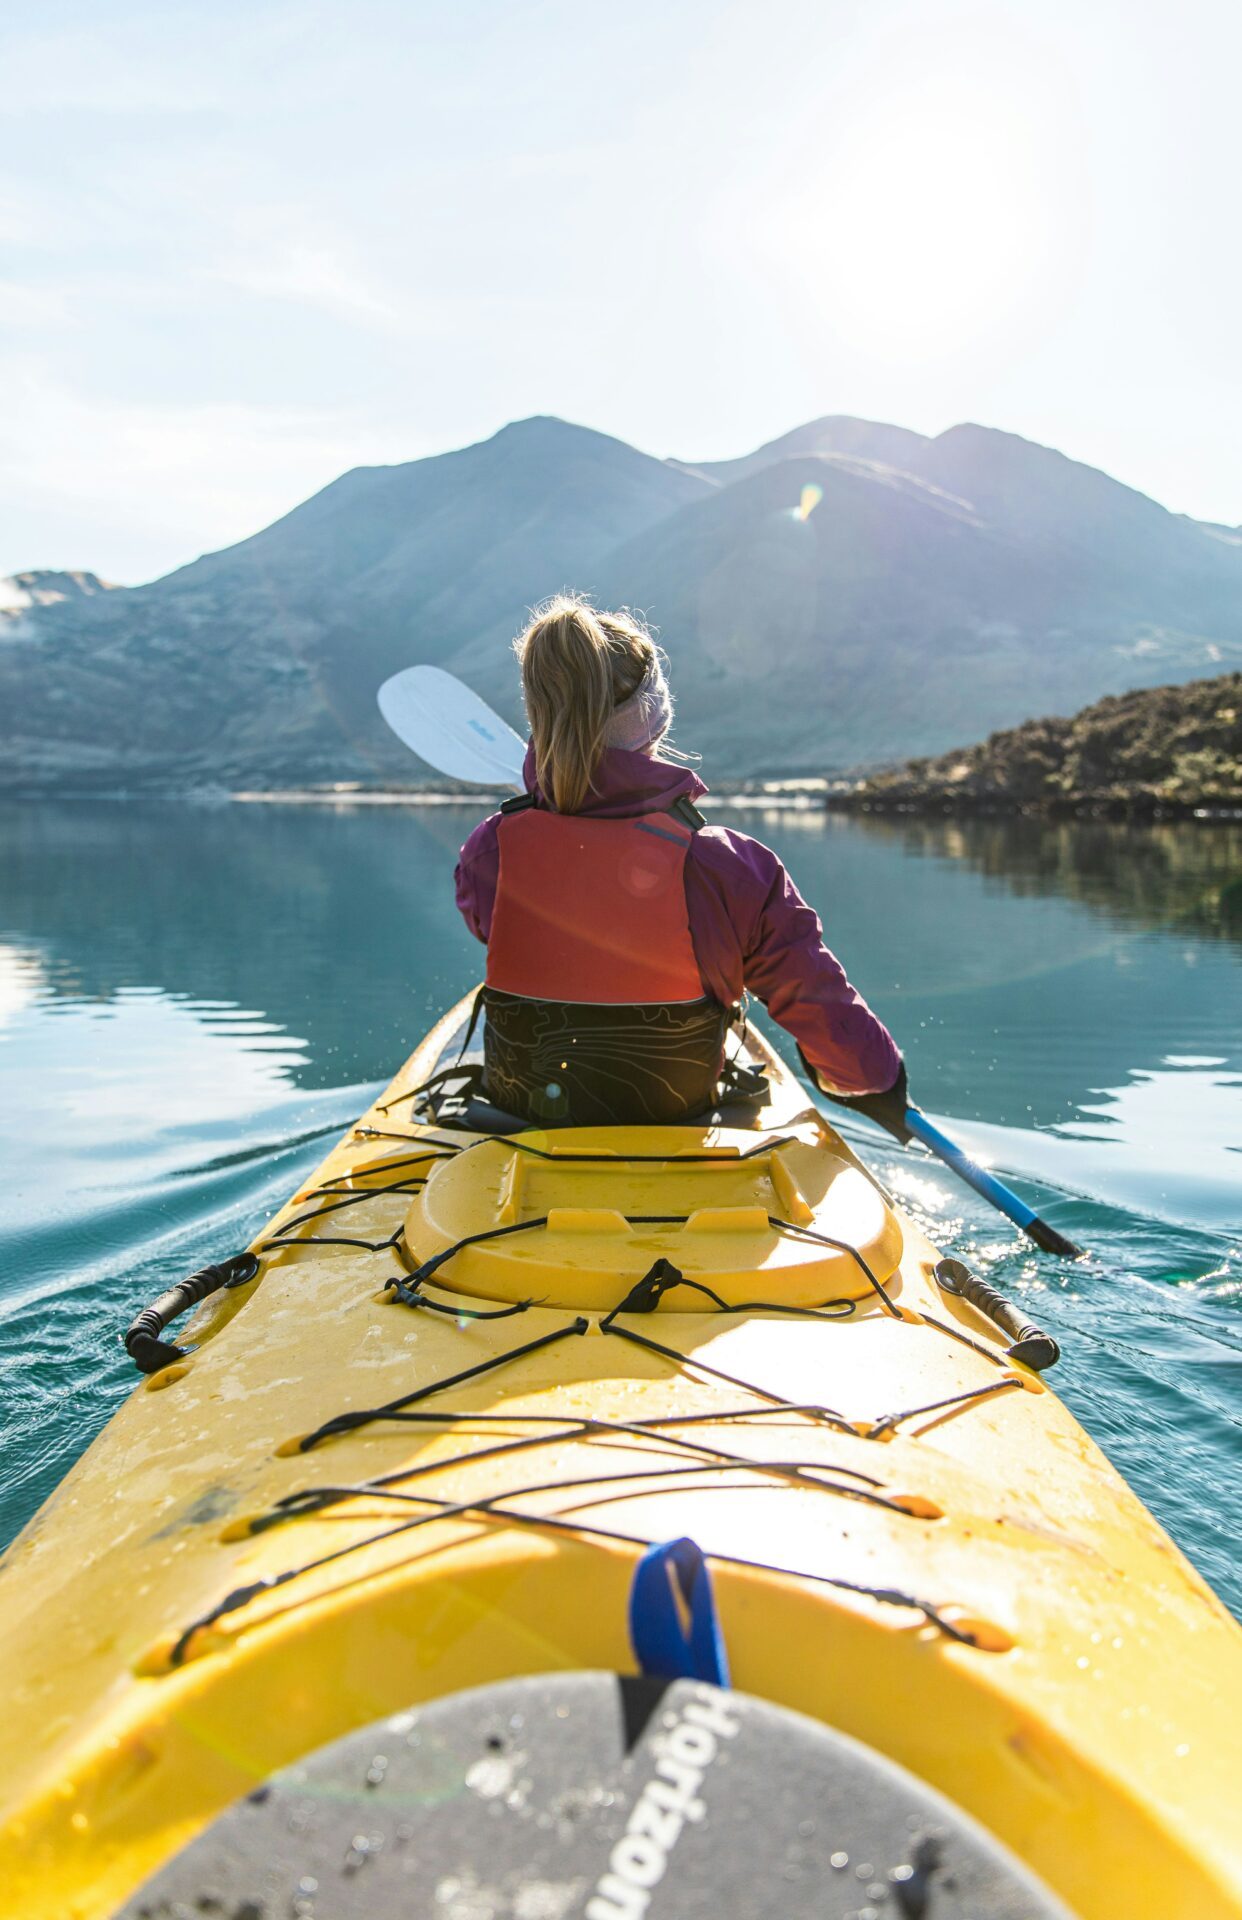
403,1125,904,1312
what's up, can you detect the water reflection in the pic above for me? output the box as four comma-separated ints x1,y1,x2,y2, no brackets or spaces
0,798,480,1088
848,811,1242,943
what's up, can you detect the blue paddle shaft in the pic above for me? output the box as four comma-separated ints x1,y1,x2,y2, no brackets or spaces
903,1107,1081,1257
904,1108,1037,1227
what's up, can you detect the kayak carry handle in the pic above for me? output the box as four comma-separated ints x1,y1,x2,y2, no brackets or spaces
124,1253,260,1375
933,1258,1060,1371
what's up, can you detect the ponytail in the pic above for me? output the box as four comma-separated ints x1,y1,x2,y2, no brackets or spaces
515,594,657,813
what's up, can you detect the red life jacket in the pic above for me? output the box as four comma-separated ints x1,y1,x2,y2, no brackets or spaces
480,796,730,1126
486,803,705,1004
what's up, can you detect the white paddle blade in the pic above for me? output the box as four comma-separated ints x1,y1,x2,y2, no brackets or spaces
377,665,527,788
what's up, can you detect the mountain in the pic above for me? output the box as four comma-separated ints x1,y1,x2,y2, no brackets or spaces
583,428,1242,767
851,672,1242,814
674,414,931,486
0,419,707,791
0,570,115,622
2,414,1240,791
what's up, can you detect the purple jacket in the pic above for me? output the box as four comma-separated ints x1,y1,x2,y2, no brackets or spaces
454,745,901,1097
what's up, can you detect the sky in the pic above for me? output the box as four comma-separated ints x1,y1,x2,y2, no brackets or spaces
2,0,1240,585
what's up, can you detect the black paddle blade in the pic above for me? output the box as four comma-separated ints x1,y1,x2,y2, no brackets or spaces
1024,1217,1084,1258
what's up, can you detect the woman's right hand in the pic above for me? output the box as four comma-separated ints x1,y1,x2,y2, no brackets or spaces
817,1058,913,1144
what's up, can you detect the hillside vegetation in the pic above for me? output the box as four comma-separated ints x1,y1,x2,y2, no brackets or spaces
853,674,1242,814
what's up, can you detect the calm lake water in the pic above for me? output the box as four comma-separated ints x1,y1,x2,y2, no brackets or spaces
1,800,1239,1612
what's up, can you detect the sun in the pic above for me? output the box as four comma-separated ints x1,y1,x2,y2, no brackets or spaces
779,77,1061,365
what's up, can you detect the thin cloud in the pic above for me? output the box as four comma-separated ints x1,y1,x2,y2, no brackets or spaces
0,281,72,327
202,237,402,330
0,357,424,582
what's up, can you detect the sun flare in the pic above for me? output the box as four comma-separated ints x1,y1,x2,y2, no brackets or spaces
792,81,1059,363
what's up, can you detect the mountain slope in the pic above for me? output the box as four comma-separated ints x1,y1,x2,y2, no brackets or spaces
0,419,709,790
675,414,932,487
583,438,1242,769
686,416,1241,599
2,413,1240,790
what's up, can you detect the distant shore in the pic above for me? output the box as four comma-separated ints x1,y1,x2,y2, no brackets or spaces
226,784,1242,821
825,793,1242,822
229,786,832,813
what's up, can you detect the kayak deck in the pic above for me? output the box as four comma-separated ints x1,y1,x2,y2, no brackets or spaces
0,995,1239,1919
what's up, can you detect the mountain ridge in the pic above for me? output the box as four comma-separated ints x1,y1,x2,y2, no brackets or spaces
0,569,116,621
3,413,1239,792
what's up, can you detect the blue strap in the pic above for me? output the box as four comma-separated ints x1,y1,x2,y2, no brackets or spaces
628,1537,730,1686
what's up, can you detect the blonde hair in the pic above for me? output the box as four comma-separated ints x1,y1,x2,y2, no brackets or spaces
514,594,659,813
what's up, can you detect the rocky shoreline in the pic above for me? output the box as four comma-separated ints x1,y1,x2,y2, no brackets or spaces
823,791,1242,821
831,672,1241,821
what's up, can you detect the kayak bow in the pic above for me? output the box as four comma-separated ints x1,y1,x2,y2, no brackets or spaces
0,995,1238,1920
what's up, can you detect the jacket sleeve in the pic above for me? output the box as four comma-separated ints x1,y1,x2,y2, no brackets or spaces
734,841,901,1097
454,815,501,944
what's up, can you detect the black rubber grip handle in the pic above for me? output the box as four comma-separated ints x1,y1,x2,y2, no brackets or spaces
124,1253,260,1374
933,1258,1060,1370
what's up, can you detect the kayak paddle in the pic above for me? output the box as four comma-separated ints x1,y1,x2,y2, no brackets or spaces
903,1106,1082,1257
804,1078,1081,1256
377,663,527,788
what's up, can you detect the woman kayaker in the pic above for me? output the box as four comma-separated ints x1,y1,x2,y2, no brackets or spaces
455,595,911,1131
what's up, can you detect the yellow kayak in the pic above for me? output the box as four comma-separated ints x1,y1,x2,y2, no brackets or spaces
1,994,1239,1919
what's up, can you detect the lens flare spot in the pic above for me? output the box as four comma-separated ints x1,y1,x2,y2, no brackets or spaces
793,483,823,522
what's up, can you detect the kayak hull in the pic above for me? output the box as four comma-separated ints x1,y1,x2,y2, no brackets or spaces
1,994,1239,1919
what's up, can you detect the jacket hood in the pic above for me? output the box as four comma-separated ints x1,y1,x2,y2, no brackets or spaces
522,742,708,819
